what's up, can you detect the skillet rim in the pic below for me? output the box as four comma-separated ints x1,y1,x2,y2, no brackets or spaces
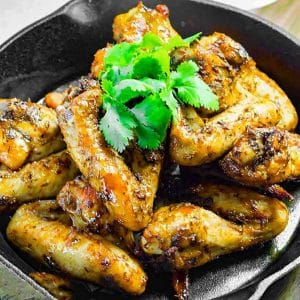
0,0,299,299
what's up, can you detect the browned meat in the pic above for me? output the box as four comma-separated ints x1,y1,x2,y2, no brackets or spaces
141,183,288,270
0,98,65,170
172,32,251,115
56,81,163,231
7,200,147,295
113,1,178,43
170,58,298,166
221,127,300,186
57,177,135,250
0,150,79,212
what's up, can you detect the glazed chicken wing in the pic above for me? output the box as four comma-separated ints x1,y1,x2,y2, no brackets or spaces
0,98,65,170
57,81,163,231
172,32,251,115
57,177,135,250
221,127,300,186
0,150,79,212
141,183,288,270
170,58,298,166
113,1,178,43
7,201,147,295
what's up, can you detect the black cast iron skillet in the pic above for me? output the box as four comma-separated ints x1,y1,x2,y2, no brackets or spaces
0,0,300,299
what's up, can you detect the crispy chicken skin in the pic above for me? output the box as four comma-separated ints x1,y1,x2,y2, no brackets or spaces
57,177,135,250
141,183,288,270
172,32,251,114
57,82,163,231
170,59,298,166
0,150,79,212
221,127,300,186
7,201,147,295
0,98,65,170
113,1,178,43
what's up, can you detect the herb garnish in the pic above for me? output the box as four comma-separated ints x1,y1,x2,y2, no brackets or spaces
99,32,219,152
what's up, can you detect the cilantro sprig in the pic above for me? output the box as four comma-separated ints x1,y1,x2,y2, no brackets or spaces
99,32,219,152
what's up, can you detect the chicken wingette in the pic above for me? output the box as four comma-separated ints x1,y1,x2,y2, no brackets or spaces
141,183,288,270
57,81,163,231
7,201,147,295
221,127,300,186
0,150,79,212
0,98,65,170
57,177,135,250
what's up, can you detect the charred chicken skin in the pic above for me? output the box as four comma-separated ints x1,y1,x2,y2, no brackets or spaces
221,127,300,186
141,183,288,270
0,98,65,170
7,201,147,295
56,81,163,231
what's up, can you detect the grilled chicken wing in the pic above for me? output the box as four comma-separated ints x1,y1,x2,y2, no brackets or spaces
0,150,79,212
113,1,178,43
7,201,147,295
170,58,298,166
0,98,65,170
172,32,251,115
57,81,163,231
221,127,300,186
57,177,135,250
141,183,288,270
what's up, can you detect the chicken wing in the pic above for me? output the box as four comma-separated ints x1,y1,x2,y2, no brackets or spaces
57,80,163,231
113,1,178,43
7,201,147,295
0,98,65,170
90,2,178,78
170,58,298,166
172,32,251,115
221,127,300,186
57,177,135,250
0,150,79,212
141,183,288,270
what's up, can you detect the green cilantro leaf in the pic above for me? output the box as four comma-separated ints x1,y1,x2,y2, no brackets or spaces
133,56,163,79
101,65,133,84
151,48,170,76
171,61,219,110
183,32,202,44
99,32,219,153
139,32,163,49
160,88,179,122
114,79,153,103
100,100,137,152
105,43,138,67
140,78,166,93
131,94,171,148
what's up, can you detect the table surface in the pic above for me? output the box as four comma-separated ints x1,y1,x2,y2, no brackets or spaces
0,0,299,299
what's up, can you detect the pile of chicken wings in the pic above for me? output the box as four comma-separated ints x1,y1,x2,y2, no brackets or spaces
2,2,299,298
